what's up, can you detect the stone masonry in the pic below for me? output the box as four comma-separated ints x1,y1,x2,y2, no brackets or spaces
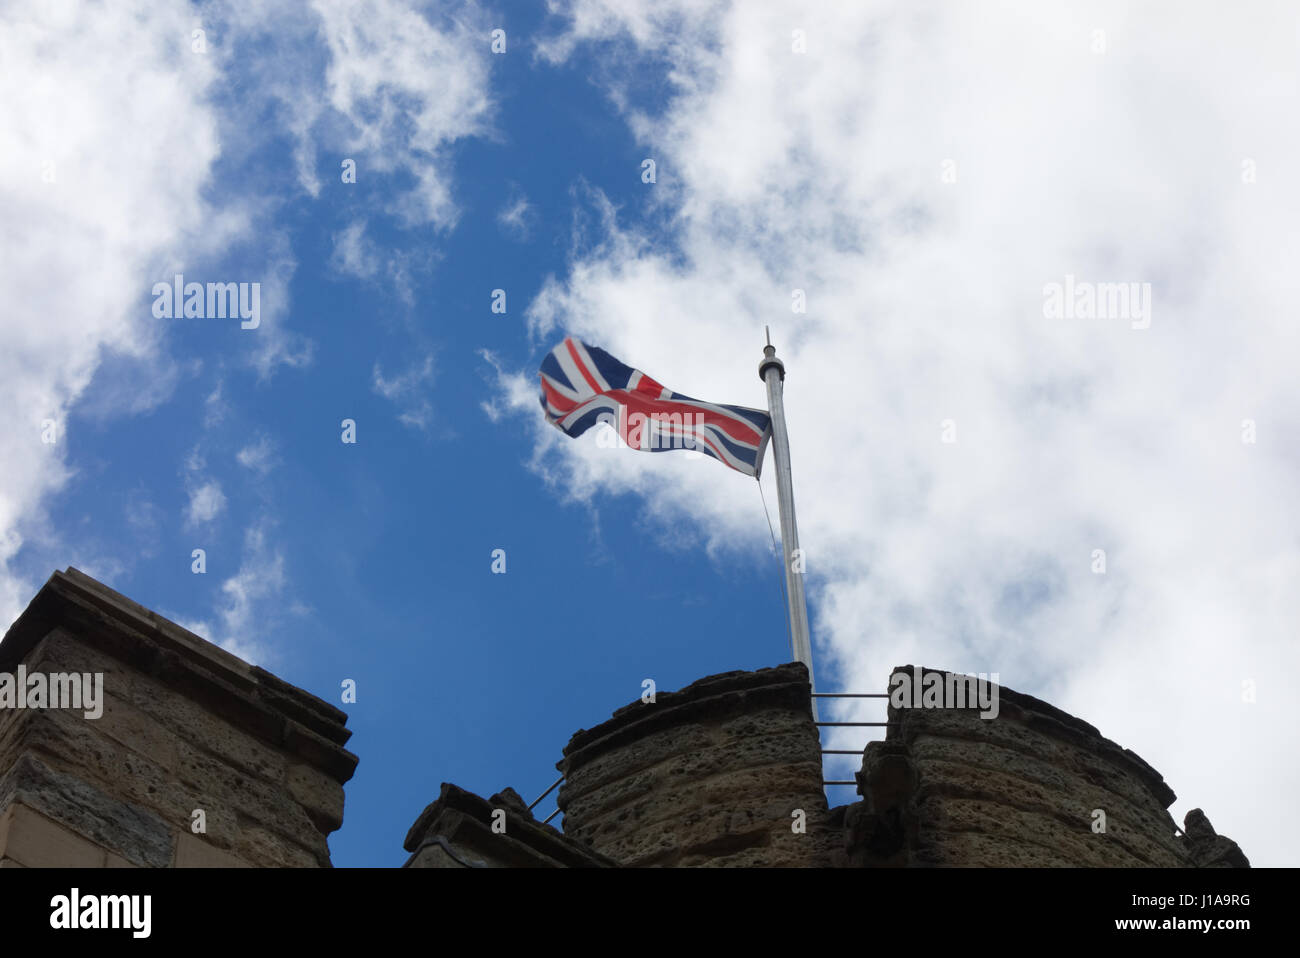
554,664,838,866
408,663,840,868
843,665,1249,867
0,571,1247,868
403,784,613,868
0,568,357,867
412,664,1248,868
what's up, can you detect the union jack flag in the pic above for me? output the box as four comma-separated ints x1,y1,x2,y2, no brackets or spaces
538,336,772,477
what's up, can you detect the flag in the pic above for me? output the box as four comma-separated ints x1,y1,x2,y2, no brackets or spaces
538,336,772,477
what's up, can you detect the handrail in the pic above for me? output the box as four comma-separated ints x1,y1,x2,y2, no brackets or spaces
527,775,564,812
526,692,890,820
527,775,567,827
817,691,888,789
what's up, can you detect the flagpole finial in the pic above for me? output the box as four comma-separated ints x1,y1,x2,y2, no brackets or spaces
759,333,784,382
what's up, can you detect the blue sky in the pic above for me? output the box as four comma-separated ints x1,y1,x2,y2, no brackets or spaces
4,0,1298,866
8,1,814,866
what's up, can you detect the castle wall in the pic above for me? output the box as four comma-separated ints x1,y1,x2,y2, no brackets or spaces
1,571,1246,869
0,568,357,867
846,665,1246,867
555,663,838,866
403,784,613,868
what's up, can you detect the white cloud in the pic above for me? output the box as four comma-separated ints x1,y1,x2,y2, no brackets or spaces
510,0,1300,864
79,356,201,423
181,448,227,528
373,355,435,430
185,481,227,528
124,494,163,538
0,0,222,627
203,381,229,431
535,0,725,75
236,436,278,476
330,220,382,280
329,219,432,304
174,520,286,665
497,186,536,240
311,0,496,228
0,0,496,630
479,348,537,425
238,230,314,381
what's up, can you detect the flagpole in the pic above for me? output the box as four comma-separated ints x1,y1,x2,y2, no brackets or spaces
758,329,818,721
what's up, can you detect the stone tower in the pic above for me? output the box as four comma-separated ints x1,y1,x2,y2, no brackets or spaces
407,663,1248,868
554,663,837,866
844,665,1249,867
0,569,1246,869
0,568,357,868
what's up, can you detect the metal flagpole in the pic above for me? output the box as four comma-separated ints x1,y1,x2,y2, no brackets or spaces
758,328,818,721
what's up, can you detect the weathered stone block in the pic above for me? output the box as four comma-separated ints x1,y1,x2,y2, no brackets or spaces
174,741,309,831
174,831,252,868
0,755,174,867
131,675,286,784
0,569,356,868
0,802,107,867
844,667,1233,868
6,703,226,846
557,664,829,866
286,762,345,834
234,824,326,868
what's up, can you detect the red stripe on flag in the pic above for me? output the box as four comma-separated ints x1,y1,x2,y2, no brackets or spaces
609,390,763,446
565,338,603,393
540,375,579,414
631,374,665,399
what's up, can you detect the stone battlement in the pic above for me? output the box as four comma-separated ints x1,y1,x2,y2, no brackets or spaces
0,571,1247,868
0,568,357,867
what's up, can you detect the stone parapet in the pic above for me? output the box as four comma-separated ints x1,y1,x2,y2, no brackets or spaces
0,568,358,867
846,665,1249,868
404,784,613,868
556,662,838,866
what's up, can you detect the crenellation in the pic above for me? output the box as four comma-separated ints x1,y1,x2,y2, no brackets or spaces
0,570,1249,869
0,568,357,868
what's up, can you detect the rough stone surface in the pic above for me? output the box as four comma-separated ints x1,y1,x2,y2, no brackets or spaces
0,568,358,868
845,666,1249,868
233,824,323,868
556,662,838,867
2,569,1252,870
1179,808,1250,867
287,762,347,833
404,782,613,868
0,802,110,868
0,754,174,867
173,831,251,868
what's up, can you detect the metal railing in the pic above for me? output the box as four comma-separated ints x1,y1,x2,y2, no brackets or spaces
814,691,890,787
522,691,891,820
528,775,565,826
